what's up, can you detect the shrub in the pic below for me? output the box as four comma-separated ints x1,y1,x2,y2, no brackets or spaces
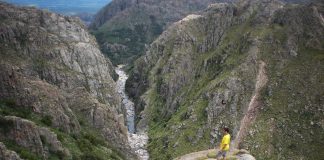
0,116,14,133
83,132,105,146
2,139,42,160
41,115,52,126
77,139,93,153
19,149,40,160
0,100,32,119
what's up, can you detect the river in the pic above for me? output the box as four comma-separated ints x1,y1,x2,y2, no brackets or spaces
115,65,149,160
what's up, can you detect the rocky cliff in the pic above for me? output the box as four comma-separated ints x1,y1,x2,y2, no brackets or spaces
0,2,137,160
90,0,237,64
129,0,324,159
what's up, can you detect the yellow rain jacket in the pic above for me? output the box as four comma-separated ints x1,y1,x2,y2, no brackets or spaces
220,134,230,151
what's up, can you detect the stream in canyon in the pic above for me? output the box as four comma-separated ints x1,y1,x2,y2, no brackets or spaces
115,65,149,160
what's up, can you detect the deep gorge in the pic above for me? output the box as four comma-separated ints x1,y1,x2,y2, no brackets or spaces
0,0,323,160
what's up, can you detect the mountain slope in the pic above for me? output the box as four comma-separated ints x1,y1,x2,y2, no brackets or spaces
90,0,237,64
128,0,324,159
0,2,136,159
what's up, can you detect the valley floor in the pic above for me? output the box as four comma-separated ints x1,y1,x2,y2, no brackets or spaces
115,65,149,160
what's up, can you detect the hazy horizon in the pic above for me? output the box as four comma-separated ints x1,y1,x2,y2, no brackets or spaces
3,0,112,15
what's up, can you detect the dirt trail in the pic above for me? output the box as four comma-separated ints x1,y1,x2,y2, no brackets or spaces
313,6,324,26
233,61,268,149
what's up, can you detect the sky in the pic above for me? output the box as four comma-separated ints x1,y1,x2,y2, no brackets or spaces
3,0,112,15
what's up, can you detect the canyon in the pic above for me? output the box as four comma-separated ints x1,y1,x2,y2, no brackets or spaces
0,0,324,160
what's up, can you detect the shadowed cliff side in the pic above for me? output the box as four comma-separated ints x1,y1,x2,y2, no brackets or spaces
0,2,137,160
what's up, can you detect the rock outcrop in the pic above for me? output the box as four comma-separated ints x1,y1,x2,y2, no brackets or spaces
0,2,136,159
0,116,68,159
174,149,256,160
0,142,22,160
129,0,324,159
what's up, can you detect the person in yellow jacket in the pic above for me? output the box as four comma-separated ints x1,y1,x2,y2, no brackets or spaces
216,127,231,160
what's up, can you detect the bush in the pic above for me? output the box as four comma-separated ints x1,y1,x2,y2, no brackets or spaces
0,100,32,119
0,116,14,133
20,149,40,160
77,139,93,153
2,139,42,160
80,152,104,160
41,115,52,126
48,150,66,160
207,151,217,158
83,132,106,146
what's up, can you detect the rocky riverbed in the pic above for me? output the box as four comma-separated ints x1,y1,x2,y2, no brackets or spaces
115,65,149,160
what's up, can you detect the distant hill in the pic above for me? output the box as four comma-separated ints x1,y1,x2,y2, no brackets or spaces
90,0,315,65
4,0,112,14
4,0,112,24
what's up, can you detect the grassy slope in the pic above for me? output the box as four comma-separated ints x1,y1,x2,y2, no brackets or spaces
244,10,324,159
145,4,324,160
146,17,257,159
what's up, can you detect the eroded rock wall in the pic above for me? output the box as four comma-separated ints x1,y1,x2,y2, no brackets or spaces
0,2,136,159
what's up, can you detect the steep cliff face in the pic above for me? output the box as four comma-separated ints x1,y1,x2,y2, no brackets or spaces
130,0,324,159
90,0,137,29
0,2,136,160
90,0,237,64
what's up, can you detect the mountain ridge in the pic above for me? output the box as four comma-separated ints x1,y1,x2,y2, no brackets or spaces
90,0,237,64
127,0,324,159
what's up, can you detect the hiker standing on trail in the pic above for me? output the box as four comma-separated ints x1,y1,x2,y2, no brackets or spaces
216,127,231,160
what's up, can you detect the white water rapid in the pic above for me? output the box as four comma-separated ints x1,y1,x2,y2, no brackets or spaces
115,65,149,160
